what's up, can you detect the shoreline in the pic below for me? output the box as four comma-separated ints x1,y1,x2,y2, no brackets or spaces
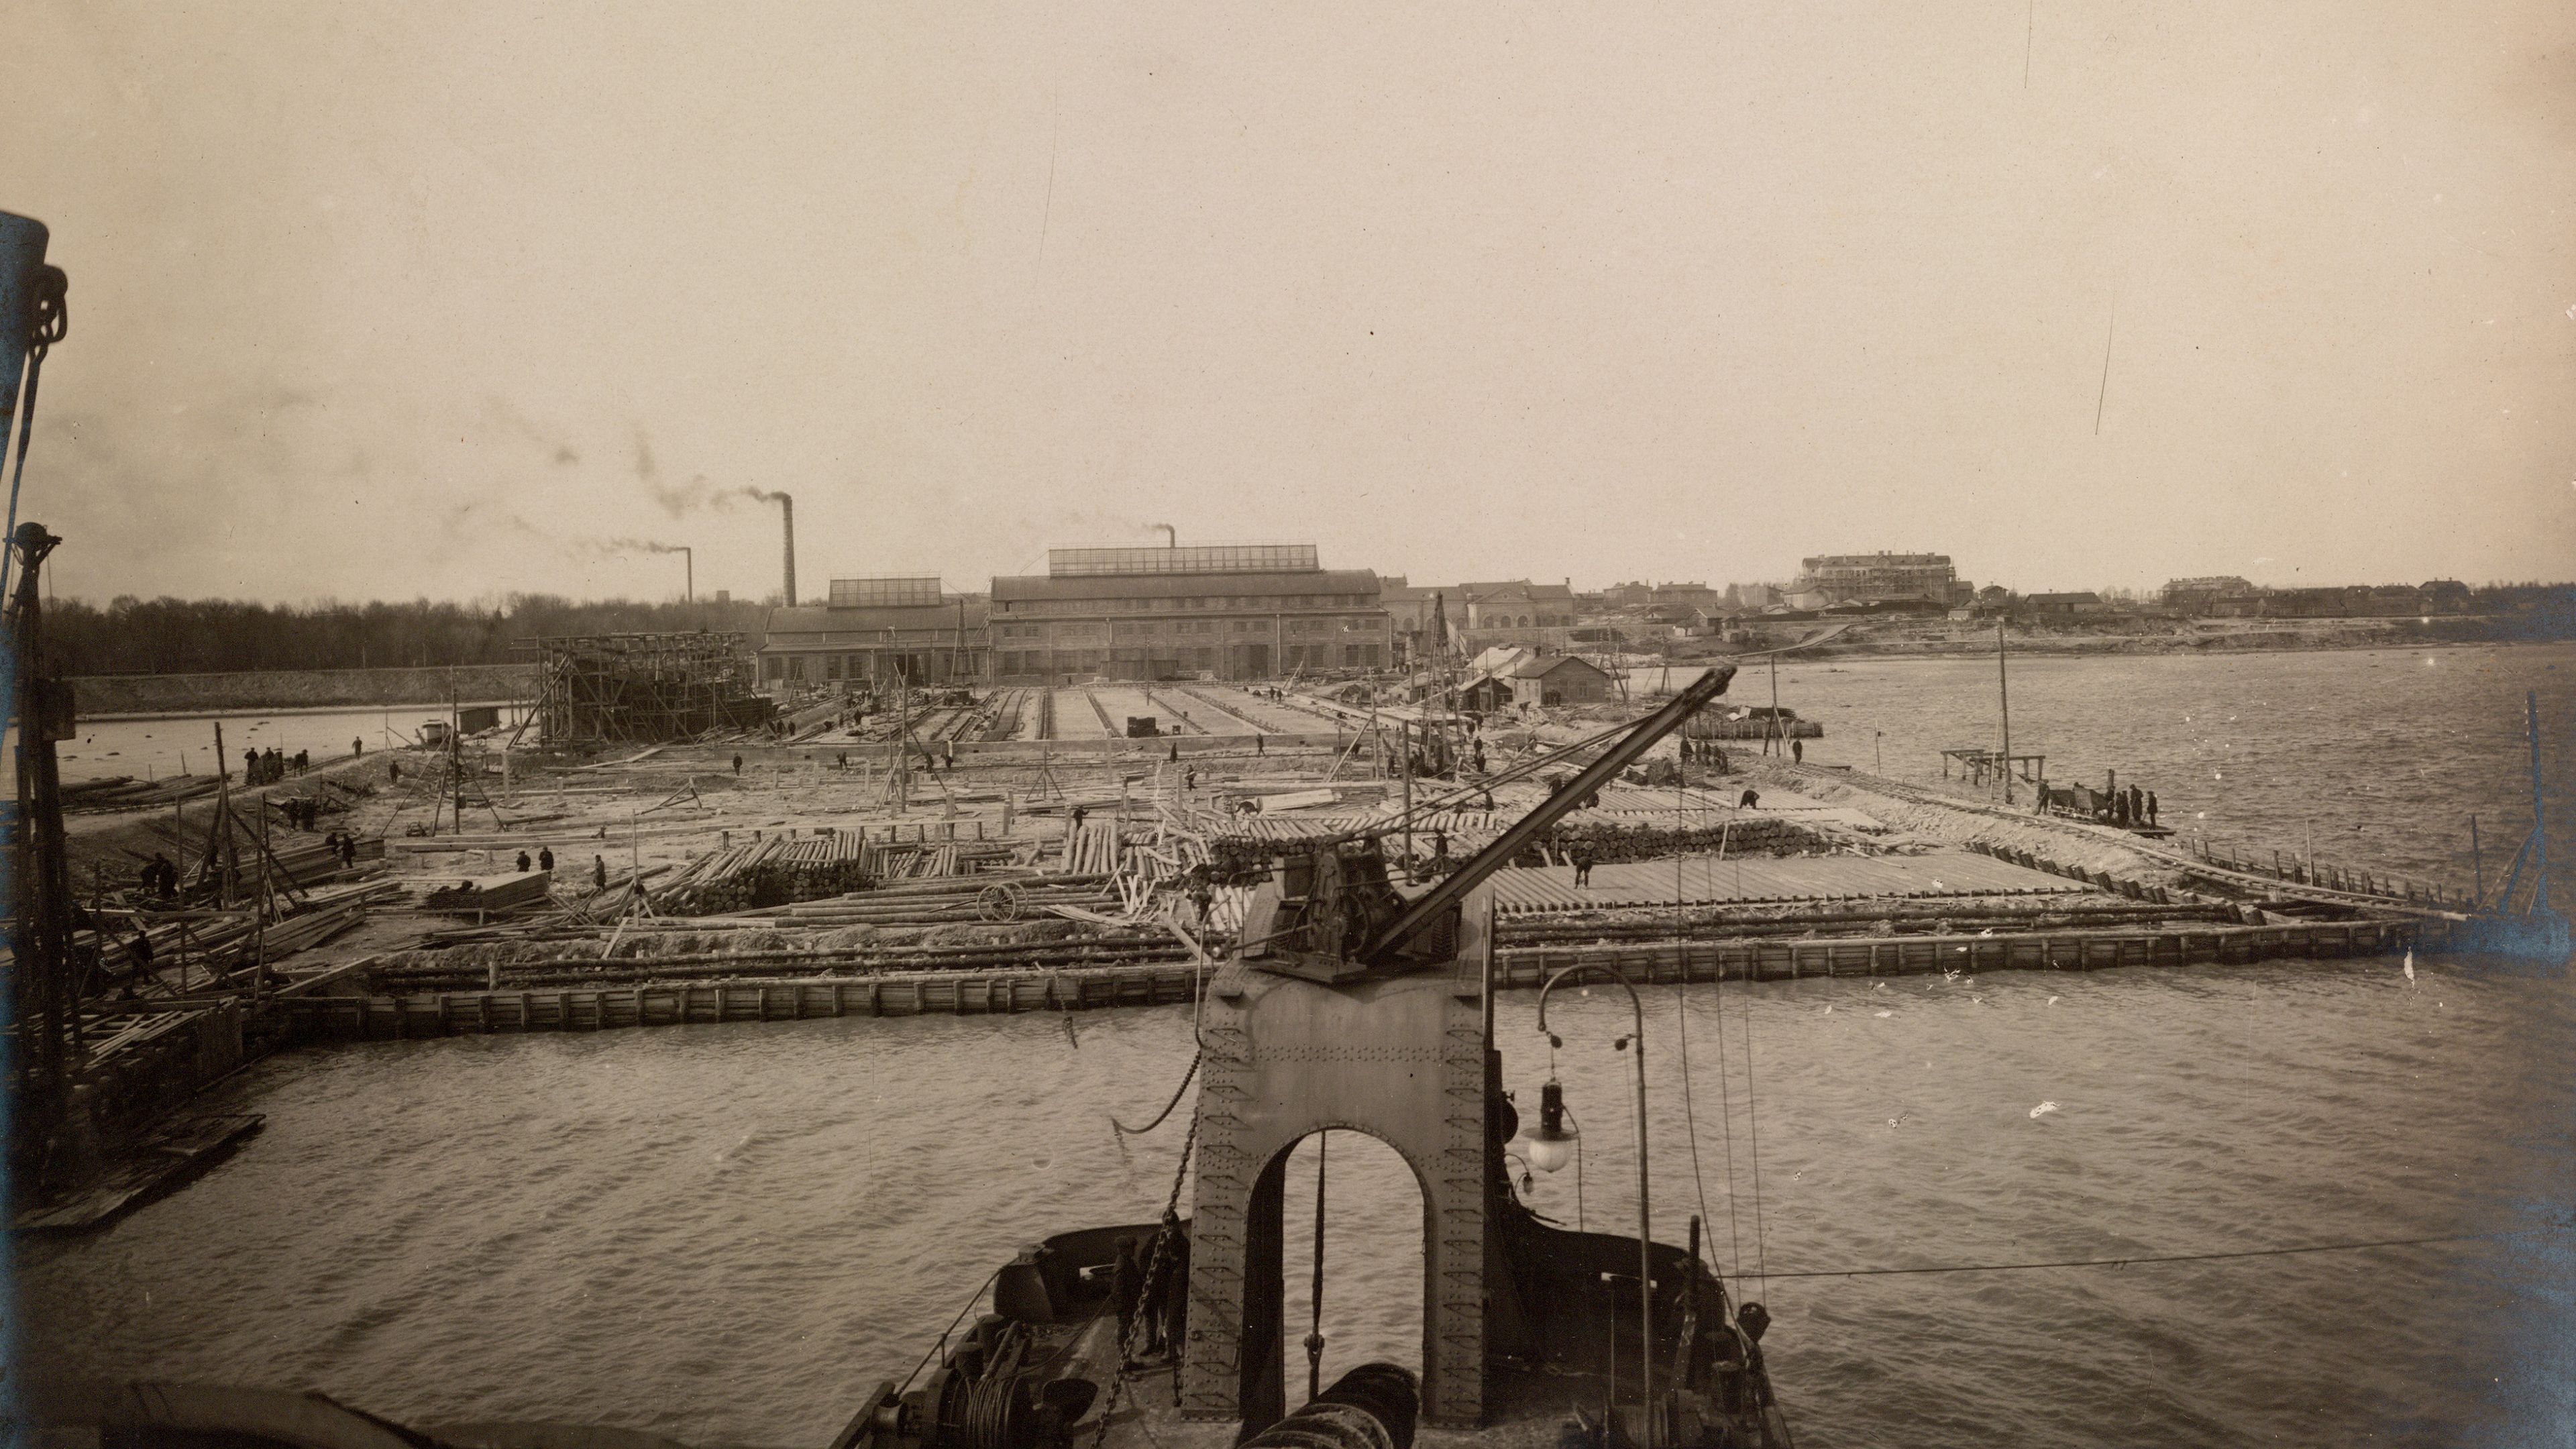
64,632,2568,718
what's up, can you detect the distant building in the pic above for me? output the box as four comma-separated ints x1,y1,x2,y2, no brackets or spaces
1795,552,1973,607
987,543,1385,682
1454,580,1579,651
1460,648,1616,709
1504,653,1615,706
2421,579,2473,612
2025,591,2106,617
1603,581,1656,609
761,577,987,684
2162,576,2263,614
1649,581,1721,609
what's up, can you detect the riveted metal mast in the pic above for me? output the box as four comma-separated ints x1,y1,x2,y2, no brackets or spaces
1357,665,1735,961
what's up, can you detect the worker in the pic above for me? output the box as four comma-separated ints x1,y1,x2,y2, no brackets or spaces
1571,842,1596,887
732,754,743,776
1792,739,1803,764
2114,792,2131,826
2147,791,2159,826
388,759,400,784
1071,804,1089,829
1110,1236,1143,1358
1154,1208,1191,1357
1255,735,1264,756
243,748,258,784
1184,766,1198,791
1189,879,1213,927
539,845,555,872
1169,741,1180,763
592,855,608,892
352,736,364,757
1472,739,1487,772
2129,784,2145,824
337,835,357,869
1739,788,1761,809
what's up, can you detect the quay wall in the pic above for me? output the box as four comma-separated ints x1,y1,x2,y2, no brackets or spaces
244,916,2430,1042
72,664,537,718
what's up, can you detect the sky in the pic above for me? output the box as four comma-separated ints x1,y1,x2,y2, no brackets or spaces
5,1,2573,606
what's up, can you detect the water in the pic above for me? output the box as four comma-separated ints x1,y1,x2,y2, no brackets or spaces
19,647,2576,1447
20,702,525,786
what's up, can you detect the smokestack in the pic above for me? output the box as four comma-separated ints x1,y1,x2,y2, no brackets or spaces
779,493,796,606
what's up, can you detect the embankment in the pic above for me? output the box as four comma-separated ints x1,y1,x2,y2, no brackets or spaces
73,665,537,717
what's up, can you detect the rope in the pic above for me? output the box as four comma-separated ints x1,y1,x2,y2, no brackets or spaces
1673,987,1722,1279
1727,1226,2571,1281
1112,1047,1201,1135
1741,988,1768,1293
894,1265,1007,1397
1710,934,1745,1287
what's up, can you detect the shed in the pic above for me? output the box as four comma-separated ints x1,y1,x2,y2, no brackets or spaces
1507,654,1615,706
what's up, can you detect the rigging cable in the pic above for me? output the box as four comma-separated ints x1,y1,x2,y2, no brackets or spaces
1725,1226,2573,1282
1674,985,1723,1280
1741,982,1769,1295
1709,830,1746,1286
1112,1048,1202,1135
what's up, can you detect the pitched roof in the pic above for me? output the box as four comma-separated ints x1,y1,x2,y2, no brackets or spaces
1509,654,1611,680
1458,580,1574,602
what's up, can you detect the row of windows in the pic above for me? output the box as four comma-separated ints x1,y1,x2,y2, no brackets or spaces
1467,614,1571,629
994,617,1381,641
998,594,1377,616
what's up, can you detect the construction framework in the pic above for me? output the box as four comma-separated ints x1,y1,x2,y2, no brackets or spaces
528,632,773,743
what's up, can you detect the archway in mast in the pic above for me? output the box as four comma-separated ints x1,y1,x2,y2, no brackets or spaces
1265,1129,1428,1411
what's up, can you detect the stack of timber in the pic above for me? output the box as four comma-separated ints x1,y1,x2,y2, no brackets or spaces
421,870,555,916
60,773,222,814
651,830,1019,916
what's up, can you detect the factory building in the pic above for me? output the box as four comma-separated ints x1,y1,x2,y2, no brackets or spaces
757,577,988,686
989,543,1385,682
1795,551,1973,606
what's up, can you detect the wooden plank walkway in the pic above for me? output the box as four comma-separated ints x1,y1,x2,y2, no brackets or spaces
1486,849,2088,913
12,1114,265,1235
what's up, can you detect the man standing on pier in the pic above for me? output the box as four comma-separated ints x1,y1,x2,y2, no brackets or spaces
2146,792,2159,826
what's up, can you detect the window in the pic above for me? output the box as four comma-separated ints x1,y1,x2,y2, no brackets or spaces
1364,644,1381,667
787,656,807,682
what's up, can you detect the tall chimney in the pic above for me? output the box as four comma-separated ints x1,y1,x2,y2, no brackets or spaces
779,493,797,606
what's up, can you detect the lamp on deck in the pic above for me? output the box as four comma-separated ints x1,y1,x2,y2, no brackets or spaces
1532,964,1655,1449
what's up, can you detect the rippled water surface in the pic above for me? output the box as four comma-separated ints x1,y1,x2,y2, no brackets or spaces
20,646,2576,1447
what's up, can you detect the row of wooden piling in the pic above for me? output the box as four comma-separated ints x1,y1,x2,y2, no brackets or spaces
272,914,2428,1040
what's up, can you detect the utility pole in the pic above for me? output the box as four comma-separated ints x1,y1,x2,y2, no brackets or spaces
1997,620,2013,805
1767,651,1780,755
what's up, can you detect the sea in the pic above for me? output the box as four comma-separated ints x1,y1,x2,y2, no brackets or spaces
17,643,2575,1447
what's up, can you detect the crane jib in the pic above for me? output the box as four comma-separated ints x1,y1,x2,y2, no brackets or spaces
1358,664,1736,964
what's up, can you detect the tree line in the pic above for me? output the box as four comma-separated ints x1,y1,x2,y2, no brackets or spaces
38,594,779,676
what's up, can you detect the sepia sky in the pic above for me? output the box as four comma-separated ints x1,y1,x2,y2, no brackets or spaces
6,1,2573,605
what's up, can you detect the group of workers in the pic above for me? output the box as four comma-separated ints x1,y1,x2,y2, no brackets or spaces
2103,784,2159,828
511,846,560,875
239,746,308,784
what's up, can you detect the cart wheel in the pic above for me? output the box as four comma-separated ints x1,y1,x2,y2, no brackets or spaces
977,883,1024,922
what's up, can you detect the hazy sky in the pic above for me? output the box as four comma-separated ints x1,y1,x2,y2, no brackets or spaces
7,1,2573,605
